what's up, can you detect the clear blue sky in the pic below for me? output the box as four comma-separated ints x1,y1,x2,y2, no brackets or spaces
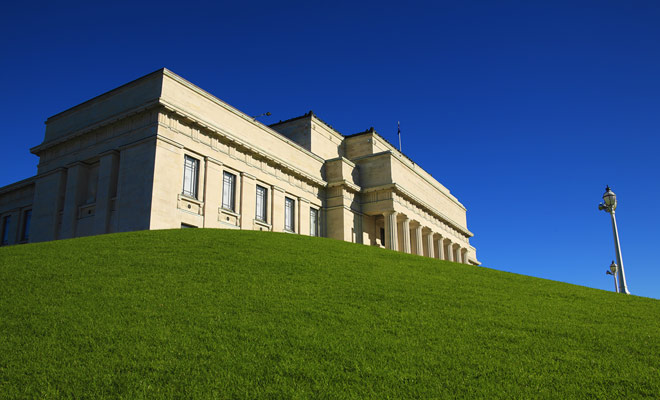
2,1,659,298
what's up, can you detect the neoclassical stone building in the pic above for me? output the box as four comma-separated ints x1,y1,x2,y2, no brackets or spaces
0,69,479,264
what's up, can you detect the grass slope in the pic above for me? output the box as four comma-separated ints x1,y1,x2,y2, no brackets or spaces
1,229,659,399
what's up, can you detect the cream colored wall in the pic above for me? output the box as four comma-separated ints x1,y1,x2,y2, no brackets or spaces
270,118,311,152
309,117,343,160
114,139,156,233
148,110,324,233
270,115,344,161
324,158,359,187
29,107,159,242
344,134,374,160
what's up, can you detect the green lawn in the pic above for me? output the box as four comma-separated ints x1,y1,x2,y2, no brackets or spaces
1,229,658,399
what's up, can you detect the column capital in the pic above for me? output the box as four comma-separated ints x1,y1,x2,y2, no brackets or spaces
98,149,120,158
240,172,256,180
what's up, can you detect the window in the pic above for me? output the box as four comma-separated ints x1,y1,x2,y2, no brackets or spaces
222,172,236,211
21,210,31,242
181,223,197,228
1,215,10,245
182,155,199,199
256,185,267,222
284,197,295,232
310,208,319,237
380,228,385,245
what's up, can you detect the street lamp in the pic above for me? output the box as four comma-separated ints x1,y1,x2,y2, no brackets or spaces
605,261,619,293
598,186,630,294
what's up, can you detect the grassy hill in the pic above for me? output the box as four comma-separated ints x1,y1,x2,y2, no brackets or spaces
0,229,658,399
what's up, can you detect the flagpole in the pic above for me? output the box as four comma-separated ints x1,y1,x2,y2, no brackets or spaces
398,121,402,152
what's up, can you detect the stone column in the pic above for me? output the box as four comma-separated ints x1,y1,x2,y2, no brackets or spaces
401,217,411,254
383,211,398,251
60,162,88,239
94,151,119,235
436,235,444,260
426,230,435,258
272,186,285,232
414,224,423,255
445,239,453,261
240,172,256,230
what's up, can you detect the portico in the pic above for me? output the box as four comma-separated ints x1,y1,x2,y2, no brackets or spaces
372,206,475,264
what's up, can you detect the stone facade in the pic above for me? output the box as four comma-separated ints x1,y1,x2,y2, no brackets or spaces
0,68,479,265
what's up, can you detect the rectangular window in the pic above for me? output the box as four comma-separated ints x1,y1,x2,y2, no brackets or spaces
21,210,31,242
310,208,319,237
284,197,295,232
1,215,10,245
255,185,267,222
222,172,236,211
181,223,197,228
182,155,199,199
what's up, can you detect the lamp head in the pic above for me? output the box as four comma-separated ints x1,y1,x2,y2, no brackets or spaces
609,261,618,274
602,185,617,210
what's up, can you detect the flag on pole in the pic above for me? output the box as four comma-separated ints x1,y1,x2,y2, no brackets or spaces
398,121,402,152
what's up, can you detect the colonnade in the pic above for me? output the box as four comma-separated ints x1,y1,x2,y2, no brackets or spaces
382,210,470,264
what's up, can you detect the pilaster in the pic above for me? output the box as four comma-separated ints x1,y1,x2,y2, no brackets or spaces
240,172,256,230
203,157,223,228
299,198,310,236
30,168,67,242
94,151,119,235
272,186,285,232
60,162,87,239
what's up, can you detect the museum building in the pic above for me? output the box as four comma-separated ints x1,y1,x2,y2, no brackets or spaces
0,68,479,264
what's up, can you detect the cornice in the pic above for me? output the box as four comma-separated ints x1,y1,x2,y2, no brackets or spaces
324,156,356,168
327,179,361,193
0,176,36,195
45,68,165,123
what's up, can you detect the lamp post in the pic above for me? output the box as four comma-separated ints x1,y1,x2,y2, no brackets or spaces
598,186,630,294
252,112,271,121
605,261,619,293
